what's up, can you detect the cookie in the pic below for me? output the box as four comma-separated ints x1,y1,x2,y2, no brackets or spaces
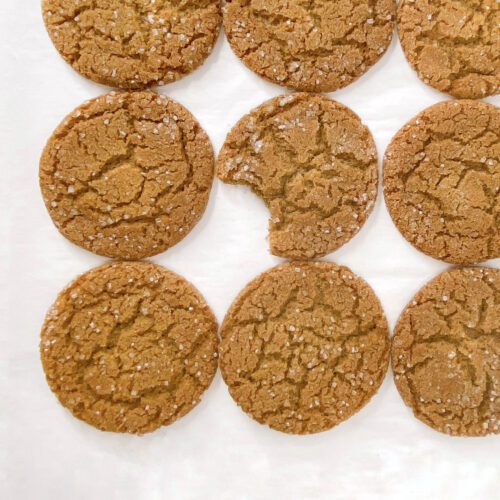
42,0,221,89
392,267,500,436
217,93,378,260
397,0,499,99
40,261,219,434
40,91,214,259
223,0,395,92
219,262,390,434
383,100,500,265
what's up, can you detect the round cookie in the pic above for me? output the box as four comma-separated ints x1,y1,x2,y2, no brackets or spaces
383,100,500,265
40,91,214,259
223,0,395,92
40,261,219,434
42,0,221,89
397,0,499,99
392,267,500,436
219,262,390,434
217,93,378,260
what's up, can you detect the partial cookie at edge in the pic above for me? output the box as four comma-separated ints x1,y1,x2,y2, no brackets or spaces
397,0,499,99
223,0,396,92
383,99,500,264
392,267,500,436
42,0,222,89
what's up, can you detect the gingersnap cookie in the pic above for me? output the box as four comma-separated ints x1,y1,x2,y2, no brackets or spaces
223,0,395,92
392,267,500,436
219,262,390,434
42,0,221,89
40,91,214,259
383,100,500,265
217,93,378,260
40,261,218,434
398,0,499,99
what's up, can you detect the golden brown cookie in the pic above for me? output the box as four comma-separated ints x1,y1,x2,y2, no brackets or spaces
217,93,378,260
392,267,500,436
42,0,221,89
398,0,499,99
40,261,219,434
383,100,500,265
40,91,214,259
219,262,390,434
223,0,396,92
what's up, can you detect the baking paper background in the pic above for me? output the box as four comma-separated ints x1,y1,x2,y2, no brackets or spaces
1,2,499,499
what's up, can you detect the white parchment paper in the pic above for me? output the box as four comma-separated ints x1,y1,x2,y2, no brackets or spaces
1,2,499,499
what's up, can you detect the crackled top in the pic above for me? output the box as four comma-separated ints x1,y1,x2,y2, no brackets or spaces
223,0,395,92
42,0,221,89
40,91,214,259
219,262,390,434
384,100,500,265
392,267,500,436
217,93,378,260
40,261,218,434
398,0,499,99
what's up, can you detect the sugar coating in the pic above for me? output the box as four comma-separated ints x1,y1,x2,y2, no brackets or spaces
40,91,214,259
383,100,499,265
217,93,378,260
223,0,396,92
42,0,221,89
392,267,500,436
219,261,390,434
398,0,499,99
40,261,219,434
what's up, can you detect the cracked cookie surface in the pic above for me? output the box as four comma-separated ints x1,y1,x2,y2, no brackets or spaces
40,91,214,259
40,261,219,434
383,100,500,265
42,0,221,89
392,267,500,436
219,262,390,434
217,93,378,260
398,0,499,99
223,0,395,92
